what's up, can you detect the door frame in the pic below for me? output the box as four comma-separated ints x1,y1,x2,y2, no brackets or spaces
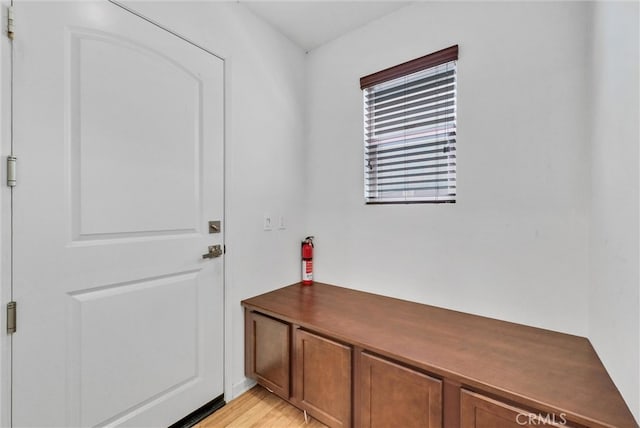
1,1,13,427
0,1,232,425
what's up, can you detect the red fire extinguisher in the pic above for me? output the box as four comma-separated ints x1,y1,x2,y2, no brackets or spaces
301,236,314,285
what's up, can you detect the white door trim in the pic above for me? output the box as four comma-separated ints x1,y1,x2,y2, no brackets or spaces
1,1,14,427
109,1,224,61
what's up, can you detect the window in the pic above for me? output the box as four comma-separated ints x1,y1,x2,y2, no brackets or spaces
360,45,458,204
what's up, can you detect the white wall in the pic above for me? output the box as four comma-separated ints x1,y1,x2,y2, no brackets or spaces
119,1,307,400
306,1,591,336
589,1,639,420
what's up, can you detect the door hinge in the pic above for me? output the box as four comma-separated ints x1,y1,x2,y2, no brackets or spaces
7,156,16,187
7,6,14,40
7,301,16,334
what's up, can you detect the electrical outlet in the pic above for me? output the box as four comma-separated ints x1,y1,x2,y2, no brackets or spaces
263,214,273,231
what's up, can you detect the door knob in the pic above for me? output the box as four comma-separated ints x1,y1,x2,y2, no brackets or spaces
202,245,223,259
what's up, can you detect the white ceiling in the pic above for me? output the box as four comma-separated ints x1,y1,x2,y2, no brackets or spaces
241,1,411,52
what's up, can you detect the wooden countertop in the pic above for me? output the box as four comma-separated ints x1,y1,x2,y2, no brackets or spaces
242,282,638,428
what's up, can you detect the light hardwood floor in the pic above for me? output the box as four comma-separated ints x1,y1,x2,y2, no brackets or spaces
195,386,327,428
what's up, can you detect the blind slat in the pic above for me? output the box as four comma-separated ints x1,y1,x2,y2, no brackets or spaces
367,138,456,157
365,79,455,110
367,163,456,176
368,145,456,164
365,74,455,106
365,115,456,139
374,184,456,193
369,109,456,134
370,170,457,181
368,153,456,170
366,129,456,148
366,175,456,187
365,92,455,124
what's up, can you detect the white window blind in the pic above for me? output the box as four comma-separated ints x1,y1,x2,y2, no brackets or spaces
361,46,458,203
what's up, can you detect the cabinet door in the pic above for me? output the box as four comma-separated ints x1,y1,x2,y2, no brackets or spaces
357,352,442,428
294,329,352,428
245,311,290,399
461,390,574,428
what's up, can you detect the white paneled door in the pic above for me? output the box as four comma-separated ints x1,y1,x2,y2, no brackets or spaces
11,2,224,426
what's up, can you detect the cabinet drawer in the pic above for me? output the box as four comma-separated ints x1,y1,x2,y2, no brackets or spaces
294,329,351,428
357,352,442,428
245,311,290,399
461,390,576,428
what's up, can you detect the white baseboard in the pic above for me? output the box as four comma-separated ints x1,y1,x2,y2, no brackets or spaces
231,377,257,400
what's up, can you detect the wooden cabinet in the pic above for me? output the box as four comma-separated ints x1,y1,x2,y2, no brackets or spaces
243,283,638,428
245,311,290,399
461,390,574,428
356,352,442,428
294,329,351,428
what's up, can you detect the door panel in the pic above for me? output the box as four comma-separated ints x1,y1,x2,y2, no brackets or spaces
71,28,203,238
69,272,199,427
460,390,574,428
246,311,291,399
358,352,442,428
12,2,224,427
294,329,351,428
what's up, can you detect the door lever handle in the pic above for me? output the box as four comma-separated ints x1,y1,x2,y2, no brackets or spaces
202,245,223,259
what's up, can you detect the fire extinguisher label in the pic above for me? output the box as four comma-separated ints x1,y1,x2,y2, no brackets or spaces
302,260,313,281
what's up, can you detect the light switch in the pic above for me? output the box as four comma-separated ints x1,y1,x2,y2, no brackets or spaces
263,214,273,231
